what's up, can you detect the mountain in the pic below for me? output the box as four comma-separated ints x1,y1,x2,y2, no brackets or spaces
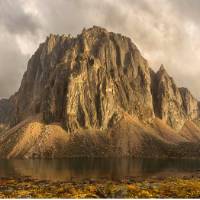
151,65,199,130
0,26,200,158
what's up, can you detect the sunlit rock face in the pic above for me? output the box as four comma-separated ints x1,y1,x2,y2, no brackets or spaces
0,26,199,132
151,65,199,130
2,26,154,132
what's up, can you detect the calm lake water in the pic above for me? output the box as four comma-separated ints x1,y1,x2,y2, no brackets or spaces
0,158,200,181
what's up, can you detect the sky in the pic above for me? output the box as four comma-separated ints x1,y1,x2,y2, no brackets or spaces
0,0,200,99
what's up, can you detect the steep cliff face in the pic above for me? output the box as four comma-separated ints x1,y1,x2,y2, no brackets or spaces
179,87,199,119
1,26,200,158
1,26,200,132
151,65,199,130
0,98,13,130
6,26,155,132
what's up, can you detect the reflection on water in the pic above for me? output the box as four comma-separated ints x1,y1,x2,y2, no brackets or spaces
0,158,200,181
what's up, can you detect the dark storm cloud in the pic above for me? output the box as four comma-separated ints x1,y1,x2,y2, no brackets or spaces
0,32,29,98
1,0,200,99
0,0,41,98
0,0,40,35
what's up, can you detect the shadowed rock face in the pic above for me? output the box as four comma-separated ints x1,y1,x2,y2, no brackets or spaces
0,26,199,132
0,99,13,130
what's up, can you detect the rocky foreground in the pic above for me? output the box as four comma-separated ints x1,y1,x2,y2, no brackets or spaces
1,176,200,198
1,26,200,158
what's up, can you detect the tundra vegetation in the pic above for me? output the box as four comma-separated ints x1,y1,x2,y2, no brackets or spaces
0,176,200,198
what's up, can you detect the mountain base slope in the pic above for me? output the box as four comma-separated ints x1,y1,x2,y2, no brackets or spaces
1,114,200,158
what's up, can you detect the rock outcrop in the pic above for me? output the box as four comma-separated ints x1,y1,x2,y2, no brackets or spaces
151,65,199,130
0,98,13,131
0,26,200,158
2,26,155,132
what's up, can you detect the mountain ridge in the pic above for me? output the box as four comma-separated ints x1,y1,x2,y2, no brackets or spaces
0,26,200,158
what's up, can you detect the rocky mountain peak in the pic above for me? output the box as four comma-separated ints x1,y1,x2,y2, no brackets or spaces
157,64,170,78
0,26,155,132
151,64,200,130
159,64,166,72
82,26,108,34
1,26,200,158
0,26,199,133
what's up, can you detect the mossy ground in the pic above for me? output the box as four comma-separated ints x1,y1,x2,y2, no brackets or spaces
0,176,200,198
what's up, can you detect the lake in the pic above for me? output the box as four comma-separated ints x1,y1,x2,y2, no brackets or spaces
0,158,200,181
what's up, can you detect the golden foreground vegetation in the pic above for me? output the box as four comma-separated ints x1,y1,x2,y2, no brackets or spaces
1,176,200,198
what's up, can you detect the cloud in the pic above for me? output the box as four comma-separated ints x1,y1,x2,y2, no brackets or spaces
0,29,29,98
0,0,42,98
0,0,200,99
0,0,40,35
